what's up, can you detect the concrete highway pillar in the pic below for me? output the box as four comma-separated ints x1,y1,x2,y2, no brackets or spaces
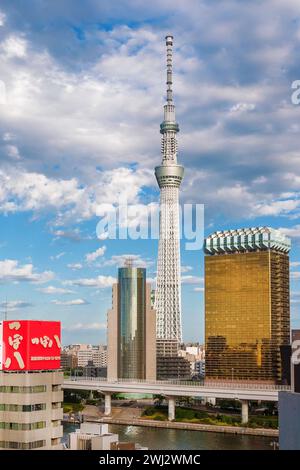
241,400,249,424
104,393,112,416
168,397,176,421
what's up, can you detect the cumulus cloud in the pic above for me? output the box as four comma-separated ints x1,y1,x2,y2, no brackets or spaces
279,225,300,238
85,246,106,263
0,300,32,311
0,10,6,26
0,35,27,58
0,259,54,284
65,275,115,288
38,286,74,295
50,252,66,261
181,265,193,273
102,254,153,269
229,103,256,113
63,322,106,331
0,167,153,224
291,272,300,280
67,263,83,270
181,275,203,285
51,298,89,306
0,1,299,223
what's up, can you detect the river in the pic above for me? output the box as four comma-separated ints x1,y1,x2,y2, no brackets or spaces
63,423,275,450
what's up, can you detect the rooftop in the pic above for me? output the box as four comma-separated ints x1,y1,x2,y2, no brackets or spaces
204,226,291,255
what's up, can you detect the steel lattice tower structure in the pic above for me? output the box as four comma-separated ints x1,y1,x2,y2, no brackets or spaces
154,35,184,348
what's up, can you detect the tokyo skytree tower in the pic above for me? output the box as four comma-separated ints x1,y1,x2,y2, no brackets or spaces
154,35,184,346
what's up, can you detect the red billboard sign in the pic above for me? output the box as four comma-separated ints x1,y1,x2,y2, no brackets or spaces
0,320,61,371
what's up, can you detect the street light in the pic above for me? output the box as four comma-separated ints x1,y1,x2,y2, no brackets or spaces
270,441,279,450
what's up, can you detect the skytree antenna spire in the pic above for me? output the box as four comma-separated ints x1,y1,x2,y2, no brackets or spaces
154,35,184,351
166,34,173,103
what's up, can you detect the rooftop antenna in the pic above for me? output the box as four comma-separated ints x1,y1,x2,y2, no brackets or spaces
165,34,174,104
4,296,8,321
124,257,134,268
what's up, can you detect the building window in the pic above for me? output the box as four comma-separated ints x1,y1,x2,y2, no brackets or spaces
0,385,46,393
0,440,46,449
51,402,61,410
0,422,46,430
0,404,46,412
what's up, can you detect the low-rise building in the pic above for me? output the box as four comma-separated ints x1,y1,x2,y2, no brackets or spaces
68,422,147,450
156,356,191,380
61,352,78,370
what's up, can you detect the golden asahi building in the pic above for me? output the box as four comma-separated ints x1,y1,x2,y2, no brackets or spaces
204,227,291,384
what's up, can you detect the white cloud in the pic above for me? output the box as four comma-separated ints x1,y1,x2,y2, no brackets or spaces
0,259,54,284
50,252,66,261
52,229,85,242
65,275,115,289
63,322,106,331
229,103,256,113
253,176,267,184
102,254,153,269
67,263,83,270
291,261,300,268
0,11,6,26
193,287,204,292
5,145,21,160
0,300,32,311
181,275,204,285
279,225,300,238
38,286,74,295
0,167,153,224
1,35,27,58
51,298,88,306
254,199,300,217
291,272,300,280
85,246,106,263
181,265,193,273
0,3,300,236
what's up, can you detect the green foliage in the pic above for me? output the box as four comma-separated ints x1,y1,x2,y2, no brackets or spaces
175,408,195,420
63,403,84,413
141,405,278,429
63,390,90,404
153,414,166,421
85,399,101,406
248,416,278,429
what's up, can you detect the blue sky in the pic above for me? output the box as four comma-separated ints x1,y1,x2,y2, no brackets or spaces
0,0,300,345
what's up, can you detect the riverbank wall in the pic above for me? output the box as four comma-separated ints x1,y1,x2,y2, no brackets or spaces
95,417,278,437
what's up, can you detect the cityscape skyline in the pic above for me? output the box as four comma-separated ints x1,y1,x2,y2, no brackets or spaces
0,1,300,345
1,2,300,455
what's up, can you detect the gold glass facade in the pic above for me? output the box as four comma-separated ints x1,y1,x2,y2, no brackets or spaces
205,250,290,383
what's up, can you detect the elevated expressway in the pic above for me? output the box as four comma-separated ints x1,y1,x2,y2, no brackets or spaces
63,377,289,423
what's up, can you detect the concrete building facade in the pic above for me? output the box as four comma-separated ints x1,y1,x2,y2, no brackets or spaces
279,391,300,450
0,370,63,450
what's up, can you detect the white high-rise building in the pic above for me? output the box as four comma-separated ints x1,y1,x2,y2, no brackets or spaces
155,35,184,349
